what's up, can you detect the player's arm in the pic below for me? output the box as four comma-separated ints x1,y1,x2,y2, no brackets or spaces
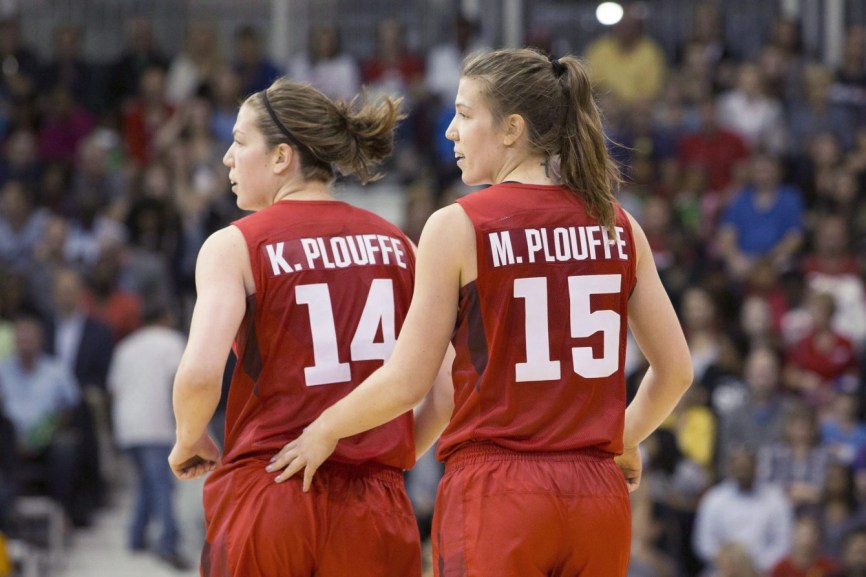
616,212,693,491
402,239,456,459
269,204,468,489
413,344,455,459
623,211,693,448
170,226,248,478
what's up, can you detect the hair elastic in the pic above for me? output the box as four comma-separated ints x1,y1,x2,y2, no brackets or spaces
548,54,567,77
260,90,318,161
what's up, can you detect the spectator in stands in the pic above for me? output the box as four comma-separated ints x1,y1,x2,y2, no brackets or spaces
784,291,859,411
802,214,866,347
676,96,750,195
0,129,42,189
0,17,41,103
424,14,485,108
424,14,488,195
693,446,793,574
744,258,791,337
0,180,47,271
363,19,425,102
821,461,864,560
107,18,169,114
674,2,736,94
65,130,128,248
362,18,427,181
44,267,114,521
766,17,810,104
628,482,680,577
681,286,725,387
124,164,185,301
737,294,782,352
0,313,83,525
832,25,866,123
716,152,805,282
585,3,667,103
122,65,175,169
165,22,223,104
108,304,190,570
717,63,787,156
788,65,856,160
770,513,840,577
20,214,70,320
704,542,764,577
832,528,866,577
758,402,833,513
821,388,866,466
208,65,243,148
288,24,360,102
717,345,792,466
232,25,281,98
794,130,845,210
37,83,94,168
83,249,142,343
38,24,101,115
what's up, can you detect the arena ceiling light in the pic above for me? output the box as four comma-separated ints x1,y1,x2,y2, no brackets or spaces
596,2,624,25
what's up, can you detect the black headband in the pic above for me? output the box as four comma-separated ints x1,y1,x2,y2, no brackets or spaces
260,90,318,161
548,54,567,77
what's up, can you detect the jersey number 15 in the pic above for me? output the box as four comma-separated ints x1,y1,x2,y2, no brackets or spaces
514,274,622,381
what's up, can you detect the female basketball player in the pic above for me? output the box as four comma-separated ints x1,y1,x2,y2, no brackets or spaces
169,76,448,577
271,48,693,576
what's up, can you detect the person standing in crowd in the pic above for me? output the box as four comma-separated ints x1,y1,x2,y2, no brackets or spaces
272,48,692,576
693,447,794,574
0,313,83,526
107,304,190,570
169,77,448,576
44,266,114,522
585,3,668,103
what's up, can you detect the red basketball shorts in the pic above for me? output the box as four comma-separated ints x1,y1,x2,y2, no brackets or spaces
201,458,421,577
432,443,631,577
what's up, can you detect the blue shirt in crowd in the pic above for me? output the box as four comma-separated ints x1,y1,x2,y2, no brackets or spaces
720,185,804,255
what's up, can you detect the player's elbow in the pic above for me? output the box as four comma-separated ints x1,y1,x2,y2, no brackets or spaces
174,362,223,396
671,358,694,394
653,354,694,396
379,362,432,411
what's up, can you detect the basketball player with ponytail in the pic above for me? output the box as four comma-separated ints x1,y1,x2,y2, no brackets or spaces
273,49,693,576
168,76,449,576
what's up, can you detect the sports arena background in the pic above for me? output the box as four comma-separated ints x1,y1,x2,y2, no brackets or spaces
2,0,866,575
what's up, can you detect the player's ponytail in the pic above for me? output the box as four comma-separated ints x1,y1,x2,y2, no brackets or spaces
556,56,621,233
251,77,404,184
461,48,621,232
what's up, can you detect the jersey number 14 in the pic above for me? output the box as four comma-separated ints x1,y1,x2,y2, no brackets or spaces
296,279,395,386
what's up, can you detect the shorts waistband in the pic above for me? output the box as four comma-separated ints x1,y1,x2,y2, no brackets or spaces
444,442,614,470
317,460,405,485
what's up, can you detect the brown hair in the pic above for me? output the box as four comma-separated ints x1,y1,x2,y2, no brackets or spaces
461,48,621,231
246,77,403,184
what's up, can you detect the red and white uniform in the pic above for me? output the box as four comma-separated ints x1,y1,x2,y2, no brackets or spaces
433,183,637,577
202,200,420,577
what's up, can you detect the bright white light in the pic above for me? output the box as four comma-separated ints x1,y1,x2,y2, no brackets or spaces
596,2,624,26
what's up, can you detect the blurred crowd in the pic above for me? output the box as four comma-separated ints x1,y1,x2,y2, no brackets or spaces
1,2,866,576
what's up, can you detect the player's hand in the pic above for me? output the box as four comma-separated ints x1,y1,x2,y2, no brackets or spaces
169,433,221,480
615,445,642,493
267,420,338,492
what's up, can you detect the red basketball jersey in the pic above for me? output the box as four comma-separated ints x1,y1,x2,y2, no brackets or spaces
437,183,637,460
224,200,416,470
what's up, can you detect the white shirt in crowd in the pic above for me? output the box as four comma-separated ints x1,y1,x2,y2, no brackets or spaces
108,324,186,448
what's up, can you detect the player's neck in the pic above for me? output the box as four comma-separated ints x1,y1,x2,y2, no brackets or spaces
273,181,333,203
497,158,558,186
